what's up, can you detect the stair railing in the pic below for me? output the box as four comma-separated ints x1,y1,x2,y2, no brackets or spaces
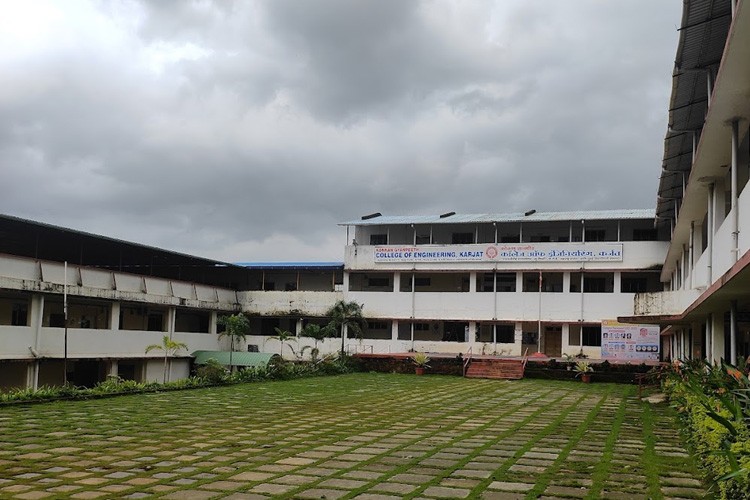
462,346,473,377
521,347,530,372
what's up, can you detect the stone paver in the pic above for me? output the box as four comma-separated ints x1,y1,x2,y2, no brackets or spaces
0,374,707,499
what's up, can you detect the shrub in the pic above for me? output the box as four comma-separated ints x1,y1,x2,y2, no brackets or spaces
196,358,229,384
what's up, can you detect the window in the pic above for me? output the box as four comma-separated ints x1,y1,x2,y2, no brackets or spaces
414,323,431,331
530,235,551,242
584,273,614,293
478,273,494,292
367,277,390,288
496,324,515,343
416,234,431,245
582,326,601,346
414,277,431,287
11,303,28,326
452,232,474,244
496,273,516,292
621,276,647,293
523,273,540,292
585,229,606,242
500,234,520,243
368,321,388,330
633,228,658,241
569,325,581,346
370,234,387,245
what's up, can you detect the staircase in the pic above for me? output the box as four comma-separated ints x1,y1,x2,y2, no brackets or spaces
464,358,526,380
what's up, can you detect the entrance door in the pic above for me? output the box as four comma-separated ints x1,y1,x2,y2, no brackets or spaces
544,326,562,357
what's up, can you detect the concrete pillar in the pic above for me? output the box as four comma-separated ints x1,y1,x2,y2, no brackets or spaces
26,363,36,390
562,273,571,293
28,294,44,390
707,184,715,285
167,307,176,339
468,321,477,346
107,360,118,378
730,300,738,364
711,312,725,364
209,311,218,335
393,272,401,293
693,222,704,261
706,316,712,363
469,272,477,293
515,272,523,293
110,302,120,330
561,323,570,355
342,271,350,293
295,318,303,336
613,272,621,294
391,320,399,341
731,120,740,262
514,321,523,356
714,179,727,230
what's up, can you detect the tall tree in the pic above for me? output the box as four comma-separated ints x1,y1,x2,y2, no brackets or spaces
218,313,250,373
145,335,188,384
326,300,365,355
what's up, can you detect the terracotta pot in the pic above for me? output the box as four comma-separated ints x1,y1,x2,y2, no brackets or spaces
581,373,591,383
415,367,425,375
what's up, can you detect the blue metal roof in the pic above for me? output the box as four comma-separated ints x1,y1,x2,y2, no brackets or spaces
235,262,344,270
339,209,655,226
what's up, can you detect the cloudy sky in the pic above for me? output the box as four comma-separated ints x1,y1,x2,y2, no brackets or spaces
0,1,681,262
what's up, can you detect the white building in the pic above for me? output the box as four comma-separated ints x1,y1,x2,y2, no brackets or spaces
622,0,750,365
333,210,668,358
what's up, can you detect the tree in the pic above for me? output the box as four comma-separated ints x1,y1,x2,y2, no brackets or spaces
326,300,365,355
218,313,250,373
269,327,298,358
145,335,188,384
300,323,335,362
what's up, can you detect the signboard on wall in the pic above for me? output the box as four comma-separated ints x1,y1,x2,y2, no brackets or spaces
373,243,623,263
601,320,660,361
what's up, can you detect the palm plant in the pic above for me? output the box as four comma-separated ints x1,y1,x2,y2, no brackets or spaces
269,327,298,358
300,323,335,362
326,300,365,355
218,313,250,373
145,335,188,384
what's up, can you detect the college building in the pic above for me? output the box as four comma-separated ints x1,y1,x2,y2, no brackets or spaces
621,0,750,365
1,0,747,389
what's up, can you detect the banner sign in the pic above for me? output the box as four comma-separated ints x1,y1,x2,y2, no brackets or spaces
373,243,623,263
601,320,660,361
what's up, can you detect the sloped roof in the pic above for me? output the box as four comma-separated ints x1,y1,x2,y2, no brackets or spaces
340,209,655,226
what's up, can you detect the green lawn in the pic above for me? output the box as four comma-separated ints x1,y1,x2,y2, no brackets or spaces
0,374,706,499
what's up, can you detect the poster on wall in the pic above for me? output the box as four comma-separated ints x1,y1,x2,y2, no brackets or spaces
601,320,660,361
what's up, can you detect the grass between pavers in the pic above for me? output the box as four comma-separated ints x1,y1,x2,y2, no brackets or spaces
0,373,706,500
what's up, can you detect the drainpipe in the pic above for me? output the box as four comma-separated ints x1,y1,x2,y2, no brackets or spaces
731,120,739,263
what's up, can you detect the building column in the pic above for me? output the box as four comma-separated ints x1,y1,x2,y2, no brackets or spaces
209,311,218,335
167,307,176,339
29,294,44,390
391,320,399,342
731,119,740,263
711,312,726,364
468,321,477,346
561,323,571,356
110,302,120,331
107,360,118,378
469,272,477,293
342,271,350,293
730,300,738,364
514,321,523,357
613,272,621,294
26,363,36,390
295,318,303,336
562,273,571,294
707,183,715,285
393,272,401,293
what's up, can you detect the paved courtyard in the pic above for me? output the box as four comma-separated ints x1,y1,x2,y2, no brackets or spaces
0,373,705,499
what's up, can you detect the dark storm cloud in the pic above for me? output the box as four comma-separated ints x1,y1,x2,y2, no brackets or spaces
0,1,680,261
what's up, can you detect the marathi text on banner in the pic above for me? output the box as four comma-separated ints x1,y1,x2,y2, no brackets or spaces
373,243,623,263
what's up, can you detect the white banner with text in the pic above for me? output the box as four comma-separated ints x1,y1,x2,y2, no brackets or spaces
373,243,623,263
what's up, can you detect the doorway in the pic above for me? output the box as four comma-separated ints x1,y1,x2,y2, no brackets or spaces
544,326,562,357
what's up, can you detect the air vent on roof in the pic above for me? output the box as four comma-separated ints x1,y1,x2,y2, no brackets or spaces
524,209,536,216
439,211,456,218
361,212,382,220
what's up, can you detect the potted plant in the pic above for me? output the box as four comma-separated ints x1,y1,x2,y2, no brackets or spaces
573,361,593,383
562,353,575,371
412,352,430,375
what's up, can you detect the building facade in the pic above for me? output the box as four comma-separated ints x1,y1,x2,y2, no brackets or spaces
623,0,750,366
